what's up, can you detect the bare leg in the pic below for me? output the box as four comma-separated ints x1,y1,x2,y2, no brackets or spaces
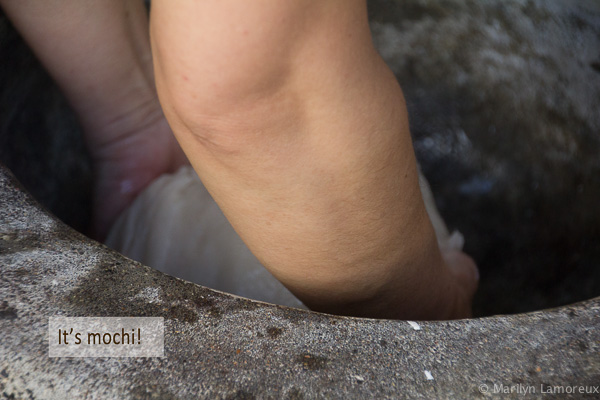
151,0,478,319
0,0,187,239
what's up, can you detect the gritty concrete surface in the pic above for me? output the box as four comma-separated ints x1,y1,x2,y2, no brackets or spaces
1,164,599,399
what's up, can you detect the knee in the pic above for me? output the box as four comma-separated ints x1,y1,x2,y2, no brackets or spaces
151,1,374,150
150,1,316,146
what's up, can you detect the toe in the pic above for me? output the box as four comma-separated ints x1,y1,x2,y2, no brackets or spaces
441,250,479,318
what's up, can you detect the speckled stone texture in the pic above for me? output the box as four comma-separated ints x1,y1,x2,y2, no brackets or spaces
1,164,599,399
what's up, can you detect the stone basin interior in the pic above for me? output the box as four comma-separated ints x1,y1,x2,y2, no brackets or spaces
1,0,599,317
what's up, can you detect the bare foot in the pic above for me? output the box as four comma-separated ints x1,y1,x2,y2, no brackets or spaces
85,98,188,240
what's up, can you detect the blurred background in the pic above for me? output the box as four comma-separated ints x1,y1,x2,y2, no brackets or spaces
1,0,598,317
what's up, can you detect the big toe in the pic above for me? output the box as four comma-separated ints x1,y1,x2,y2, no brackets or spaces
442,250,479,317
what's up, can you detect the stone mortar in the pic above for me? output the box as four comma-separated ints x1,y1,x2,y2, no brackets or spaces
1,164,599,399
1,0,600,397
2,1,599,317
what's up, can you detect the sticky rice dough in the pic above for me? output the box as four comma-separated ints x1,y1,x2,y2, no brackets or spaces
105,166,462,309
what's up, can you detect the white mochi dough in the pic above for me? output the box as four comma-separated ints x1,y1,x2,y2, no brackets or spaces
105,166,307,309
105,166,462,309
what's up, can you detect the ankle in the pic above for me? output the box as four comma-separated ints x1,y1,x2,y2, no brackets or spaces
83,91,165,152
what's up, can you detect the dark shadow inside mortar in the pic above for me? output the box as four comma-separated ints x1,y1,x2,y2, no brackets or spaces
0,11,92,233
1,2,599,317
368,0,600,316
